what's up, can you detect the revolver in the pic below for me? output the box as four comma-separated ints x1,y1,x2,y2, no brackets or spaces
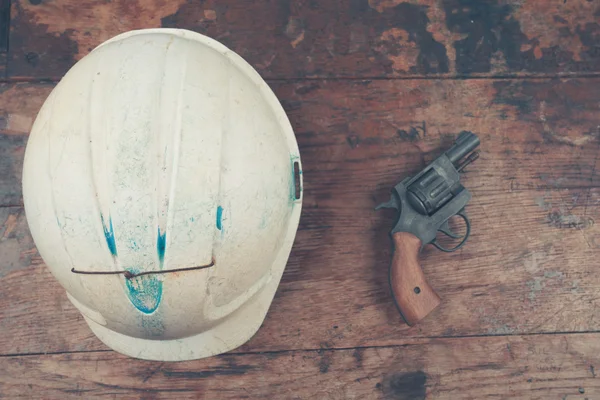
376,131,480,326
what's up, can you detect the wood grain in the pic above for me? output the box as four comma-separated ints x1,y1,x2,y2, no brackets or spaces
1,76,600,355
0,0,8,78
1,333,598,399
0,208,38,280
0,83,53,206
2,78,600,206
7,0,600,80
2,1,600,397
0,0,8,53
2,186,599,355
390,232,441,326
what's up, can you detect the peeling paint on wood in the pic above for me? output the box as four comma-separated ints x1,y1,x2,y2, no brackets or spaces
6,0,600,79
8,0,188,78
2,3,600,397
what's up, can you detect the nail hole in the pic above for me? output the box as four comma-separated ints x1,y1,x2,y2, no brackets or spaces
293,161,301,200
414,287,421,294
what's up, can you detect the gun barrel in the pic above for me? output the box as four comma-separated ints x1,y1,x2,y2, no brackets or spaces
445,131,480,165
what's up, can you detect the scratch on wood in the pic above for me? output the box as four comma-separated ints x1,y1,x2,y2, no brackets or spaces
506,343,515,361
142,362,165,383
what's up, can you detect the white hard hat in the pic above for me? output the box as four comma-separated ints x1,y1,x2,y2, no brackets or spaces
22,29,303,361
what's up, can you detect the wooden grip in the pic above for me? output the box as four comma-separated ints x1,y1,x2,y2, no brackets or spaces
390,232,441,326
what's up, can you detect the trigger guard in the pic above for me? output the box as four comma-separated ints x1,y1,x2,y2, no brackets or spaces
438,221,463,239
431,212,471,252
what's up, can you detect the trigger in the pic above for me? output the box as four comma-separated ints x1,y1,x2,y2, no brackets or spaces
438,220,463,239
432,210,471,252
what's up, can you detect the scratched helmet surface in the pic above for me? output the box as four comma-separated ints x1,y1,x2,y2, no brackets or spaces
22,28,303,361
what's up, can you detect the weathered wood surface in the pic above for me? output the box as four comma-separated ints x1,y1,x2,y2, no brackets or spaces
0,83,51,206
2,3,600,397
8,0,600,80
1,334,598,399
0,0,8,79
0,0,8,57
3,185,599,355
1,77,599,355
2,78,600,207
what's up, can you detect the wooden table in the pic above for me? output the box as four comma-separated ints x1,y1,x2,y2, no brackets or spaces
1,1,599,398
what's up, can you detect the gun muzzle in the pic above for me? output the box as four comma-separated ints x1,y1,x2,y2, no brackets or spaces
445,131,480,166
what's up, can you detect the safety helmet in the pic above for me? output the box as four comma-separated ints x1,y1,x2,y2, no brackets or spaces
22,29,303,361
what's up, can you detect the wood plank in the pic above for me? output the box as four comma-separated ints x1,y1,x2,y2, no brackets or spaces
1,333,598,399
0,133,26,206
0,83,52,206
2,188,600,355
7,0,600,80
1,77,600,354
1,78,600,206
0,0,9,78
276,78,600,192
0,0,9,53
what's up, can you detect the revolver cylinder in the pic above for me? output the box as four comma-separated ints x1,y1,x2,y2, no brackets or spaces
406,169,454,216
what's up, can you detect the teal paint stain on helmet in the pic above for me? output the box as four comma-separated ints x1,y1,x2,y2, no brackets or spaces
157,228,167,264
216,206,223,230
101,215,118,256
125,268,163,314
